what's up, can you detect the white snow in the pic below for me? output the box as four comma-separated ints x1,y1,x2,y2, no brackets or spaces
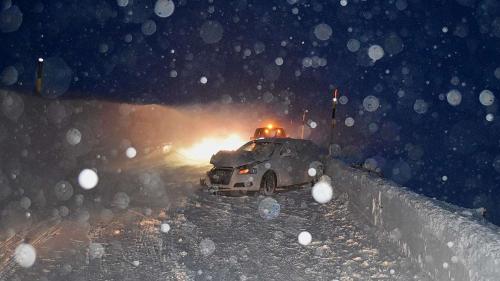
126,147,137,158
89,243,105,259
199,238,216,256
479,90,495,106
275,57,284,66
19,196,31,209
0,5,23,33
312,180,333,204
66,128,82,145
258,197,280,220
160,223,171,233
384,33,404,55
14,243,36,268
132,260,140,266
313,23,332,41
1,66,18,85
113,192,130,209
413,99,428,114
78,169,99,190
486,113,494,122
368,45,384,61
368,123,378,133
363,95,380,112
326,159,500,281
308,168,317,177
99,43,108,53
200,20,224,44
339,95,348,104
346,39,360,52
116,0,128,7
54,181,74,201
344,117,355,127
446,89,462,106
298,231,312,245
340,0,348,7
124,33,133,43
200,76,208,84
141,20,157,36
154,0,175,18
41,57,73,98
395,0,408,10
1,0,12,10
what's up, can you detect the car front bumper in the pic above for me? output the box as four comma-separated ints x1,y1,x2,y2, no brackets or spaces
202,169,262,192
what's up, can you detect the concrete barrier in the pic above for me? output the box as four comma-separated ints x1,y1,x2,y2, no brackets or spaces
326,160,500,281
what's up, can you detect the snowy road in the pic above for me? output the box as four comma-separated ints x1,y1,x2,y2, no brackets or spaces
0,176,429,281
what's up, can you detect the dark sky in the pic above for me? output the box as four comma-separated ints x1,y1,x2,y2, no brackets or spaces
1,0,500,223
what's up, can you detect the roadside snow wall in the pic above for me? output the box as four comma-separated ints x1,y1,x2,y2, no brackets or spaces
326,160,500,281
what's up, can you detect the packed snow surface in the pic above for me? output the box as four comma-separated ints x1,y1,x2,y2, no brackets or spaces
0,187,427,281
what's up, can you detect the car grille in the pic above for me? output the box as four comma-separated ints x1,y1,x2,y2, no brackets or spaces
208,168,233,185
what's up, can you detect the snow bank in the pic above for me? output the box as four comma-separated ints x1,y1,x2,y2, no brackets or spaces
326,160,500,281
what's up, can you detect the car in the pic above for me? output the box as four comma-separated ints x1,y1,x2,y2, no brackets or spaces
202,138,325,195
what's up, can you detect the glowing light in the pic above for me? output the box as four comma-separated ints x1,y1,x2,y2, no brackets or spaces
239,168,250,174
267,123,273,129
178,134,246,164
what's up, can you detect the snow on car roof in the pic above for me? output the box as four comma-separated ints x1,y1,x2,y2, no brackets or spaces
254,137,313,144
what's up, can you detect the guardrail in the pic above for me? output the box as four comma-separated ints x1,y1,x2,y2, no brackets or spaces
326,160,500,281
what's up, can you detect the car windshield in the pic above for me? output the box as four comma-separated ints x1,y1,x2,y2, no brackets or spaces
238,141,278,158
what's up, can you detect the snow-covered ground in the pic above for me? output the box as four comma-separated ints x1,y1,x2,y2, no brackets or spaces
2,92,499,281
327,160,500,281
0,184,429,281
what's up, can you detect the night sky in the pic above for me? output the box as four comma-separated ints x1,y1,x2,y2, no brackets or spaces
1,0,500,223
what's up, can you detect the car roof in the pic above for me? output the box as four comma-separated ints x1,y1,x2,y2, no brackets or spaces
253,137,312,145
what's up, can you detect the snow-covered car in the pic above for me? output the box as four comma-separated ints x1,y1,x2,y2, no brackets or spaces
202,138,325,195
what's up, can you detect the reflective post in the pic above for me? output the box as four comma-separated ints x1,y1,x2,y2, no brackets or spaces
301,109,308,139
35,58,44,96
329,89,339,156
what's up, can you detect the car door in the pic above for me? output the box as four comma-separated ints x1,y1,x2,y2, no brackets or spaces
292,141,311,184
273,141,298,186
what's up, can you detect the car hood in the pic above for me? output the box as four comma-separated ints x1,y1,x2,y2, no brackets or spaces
210,150,267,168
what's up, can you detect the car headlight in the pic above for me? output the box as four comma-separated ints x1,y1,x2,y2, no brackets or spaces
238,165,258,175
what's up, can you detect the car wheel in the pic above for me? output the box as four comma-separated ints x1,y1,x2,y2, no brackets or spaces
260,171,276,196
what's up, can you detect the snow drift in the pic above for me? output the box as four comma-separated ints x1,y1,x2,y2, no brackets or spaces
326,160,500,281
